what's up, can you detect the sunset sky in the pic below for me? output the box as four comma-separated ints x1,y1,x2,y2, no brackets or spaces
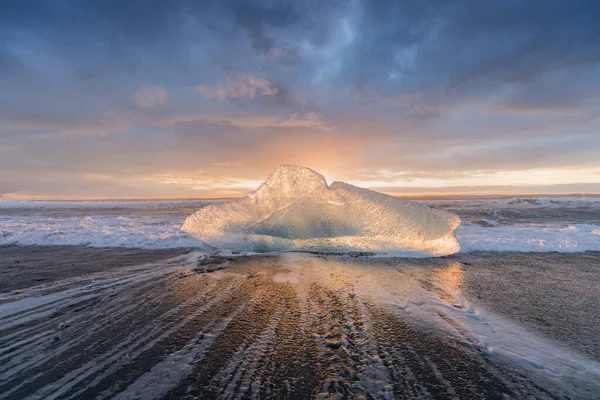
1,0,600,199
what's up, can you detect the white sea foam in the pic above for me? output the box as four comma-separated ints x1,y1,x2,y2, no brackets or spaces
1,196,599,253
457,223,600,252
0,214,202,249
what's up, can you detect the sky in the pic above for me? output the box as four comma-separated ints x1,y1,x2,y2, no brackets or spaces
1,0,600,199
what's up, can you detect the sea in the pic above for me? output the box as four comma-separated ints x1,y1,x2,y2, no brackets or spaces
1,197,600,252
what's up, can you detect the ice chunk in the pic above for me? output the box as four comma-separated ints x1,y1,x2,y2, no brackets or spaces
182,165,461,256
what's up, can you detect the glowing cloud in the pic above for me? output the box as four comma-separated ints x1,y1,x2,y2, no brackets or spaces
195,72,278,100
276,112,337,131
133,86,168,109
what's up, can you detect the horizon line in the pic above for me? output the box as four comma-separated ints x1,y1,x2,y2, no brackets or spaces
2,192,600,202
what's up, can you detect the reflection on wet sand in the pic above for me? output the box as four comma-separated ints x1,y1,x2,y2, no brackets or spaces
434,261,464,293
1,248,599,399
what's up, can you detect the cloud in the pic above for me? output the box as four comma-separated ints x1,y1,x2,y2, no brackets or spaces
139,172,262,191
275,112,336,130
195,72,278,100
354,169,472,183
1,1,600,198
133,86,168,109
227,0,299,54
82,173,115,181
371,182,600,197
157,110,336,132
0,146,18,153
268,47,300,63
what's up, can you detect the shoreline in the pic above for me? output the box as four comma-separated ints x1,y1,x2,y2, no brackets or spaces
1,245,599,398
2,245,598,361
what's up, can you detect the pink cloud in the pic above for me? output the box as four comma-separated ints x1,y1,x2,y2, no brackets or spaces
195,72,278,101
268,47,300,62
133,86,168,109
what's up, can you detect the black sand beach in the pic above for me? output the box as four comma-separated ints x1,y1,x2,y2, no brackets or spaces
1,246,599,399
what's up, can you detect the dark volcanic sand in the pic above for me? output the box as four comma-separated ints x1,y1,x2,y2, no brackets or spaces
447,251,600,361
0,245,193,294
1,246,599,399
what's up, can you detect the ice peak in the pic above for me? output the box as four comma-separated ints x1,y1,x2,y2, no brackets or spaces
258,165,328,197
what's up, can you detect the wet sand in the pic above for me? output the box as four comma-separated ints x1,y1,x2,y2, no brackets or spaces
1,246,599,399
0,245,193,294
447,251,600,361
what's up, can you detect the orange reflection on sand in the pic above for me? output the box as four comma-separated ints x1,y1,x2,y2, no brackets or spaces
435,261,464,293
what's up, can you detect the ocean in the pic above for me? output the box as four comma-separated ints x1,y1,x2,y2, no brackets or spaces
1,197,600,252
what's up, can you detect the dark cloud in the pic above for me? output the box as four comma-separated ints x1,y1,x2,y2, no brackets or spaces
1,0,600,197
338,0,600,99
228,0,297,53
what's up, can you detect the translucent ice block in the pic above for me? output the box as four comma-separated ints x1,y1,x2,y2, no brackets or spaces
182,165,461,256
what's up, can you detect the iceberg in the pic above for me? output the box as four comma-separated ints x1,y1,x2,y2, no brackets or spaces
182,165,461,256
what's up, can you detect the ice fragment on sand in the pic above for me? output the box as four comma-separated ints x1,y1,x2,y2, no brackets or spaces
182,165,460,256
